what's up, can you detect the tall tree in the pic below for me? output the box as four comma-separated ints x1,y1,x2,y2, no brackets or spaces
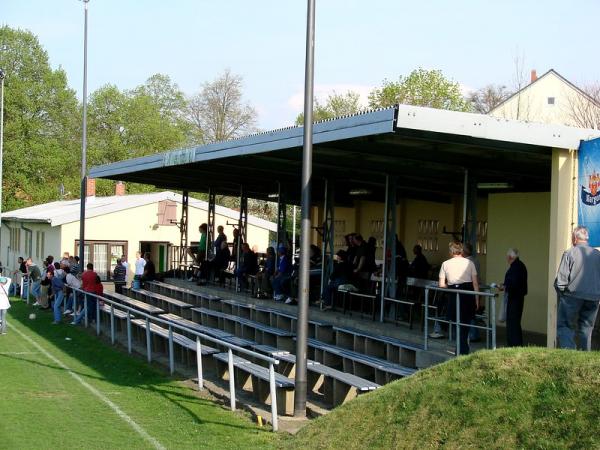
295,91,361,125
0,26,80,210
186,69,257,143
468,84,512,114
368,68,470,112
567,83,600,129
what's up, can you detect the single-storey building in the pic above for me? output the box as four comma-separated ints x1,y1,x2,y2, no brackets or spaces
0,181,276,281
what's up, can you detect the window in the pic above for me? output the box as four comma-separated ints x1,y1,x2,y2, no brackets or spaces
547,97,555,105
75,240,128,280
10,228,21,252
157,200,177,226
35,231,45,258
24,230,32,258
417,219,440,252
476,221,488,255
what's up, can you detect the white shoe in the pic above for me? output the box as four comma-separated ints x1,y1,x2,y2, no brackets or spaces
187,277,194,282
285,297,294,304
429,332,445,339
63,309,73,315
274,295,284,302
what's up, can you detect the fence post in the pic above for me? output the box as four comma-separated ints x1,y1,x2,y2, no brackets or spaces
110,304,115,344
146,317,152,363
126,311,132,353
491,295,497,350
424,288,429,351
84,292,89,328
168,324,174,374
96,297,100,336
269,362,279,432
228,348,236,411
455,292,461,356
196,336,203,390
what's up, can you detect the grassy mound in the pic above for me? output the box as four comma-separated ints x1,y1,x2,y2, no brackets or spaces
284,348,600,449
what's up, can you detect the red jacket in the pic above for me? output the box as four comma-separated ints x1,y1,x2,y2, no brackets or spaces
81,270,97,292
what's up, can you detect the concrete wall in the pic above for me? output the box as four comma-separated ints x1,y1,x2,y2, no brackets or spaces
487,192,551,335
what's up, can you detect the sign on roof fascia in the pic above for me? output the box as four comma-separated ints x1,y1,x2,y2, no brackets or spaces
162,148,195,167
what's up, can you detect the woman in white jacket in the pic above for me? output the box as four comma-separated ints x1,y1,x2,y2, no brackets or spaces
0,276,12,335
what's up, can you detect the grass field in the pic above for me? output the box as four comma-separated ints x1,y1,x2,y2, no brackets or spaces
284,347,600,449
0,299,277,450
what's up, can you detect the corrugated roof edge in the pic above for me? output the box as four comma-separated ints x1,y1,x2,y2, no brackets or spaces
1,191,277,231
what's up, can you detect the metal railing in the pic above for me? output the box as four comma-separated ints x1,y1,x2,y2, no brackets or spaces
72,287,282,431
423,286,497,354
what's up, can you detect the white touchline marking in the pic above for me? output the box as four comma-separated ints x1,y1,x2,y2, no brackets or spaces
9,322,166,450
0,351,40,355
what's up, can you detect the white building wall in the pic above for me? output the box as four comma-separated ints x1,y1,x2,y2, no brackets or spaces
0,221,62,270
490,72,599,127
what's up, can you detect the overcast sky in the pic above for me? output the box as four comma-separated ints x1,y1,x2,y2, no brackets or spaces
3,0,599,130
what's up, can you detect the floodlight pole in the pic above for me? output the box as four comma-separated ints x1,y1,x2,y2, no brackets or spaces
0,68,5,254
79,0,89,269
294,0,316,418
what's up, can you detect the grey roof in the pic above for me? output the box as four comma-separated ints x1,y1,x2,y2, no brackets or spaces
86,104,600,204
1,191,277,231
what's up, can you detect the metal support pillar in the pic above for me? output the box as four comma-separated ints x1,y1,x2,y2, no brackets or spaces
294,0,316,418
463,173,478,248
380,175,397,322
179,190,189,268
276,184,287,248
320,180,335,299
207,189,216,259
236,188,248,290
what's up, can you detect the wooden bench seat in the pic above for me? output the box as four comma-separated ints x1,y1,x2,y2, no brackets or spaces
333,326,422,368
99,303,128,319
131,318,219,369
250,344,379,406
192,307,295,351
105,292,165,316
129,289,193,318
213,352,295,416
146,281,221,308
306,338,416,384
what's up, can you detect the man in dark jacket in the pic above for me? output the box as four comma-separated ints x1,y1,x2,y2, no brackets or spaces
502,248,528,347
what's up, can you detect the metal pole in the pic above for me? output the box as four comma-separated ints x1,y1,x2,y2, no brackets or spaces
0,71,5,250
84,293,89,328
294,0,316,418
462,169,468,243
126,311,132,353
228,348,236,411
292,205,297,252
95,298,100,335
423,288,429,351
491,295,497,350
269,362,279,432
196,336,203,390
110,304,115,344
319,180,328,299
380,175,389,322
78,0,90,273
146,317,152,363
168,325,174,374
455,292,461,355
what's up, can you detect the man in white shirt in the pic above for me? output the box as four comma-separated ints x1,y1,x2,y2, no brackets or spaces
134,251,146,289
439,241,479,355
121,255,130,285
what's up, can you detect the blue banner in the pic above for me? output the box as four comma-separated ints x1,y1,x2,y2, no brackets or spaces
578,138,600,246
